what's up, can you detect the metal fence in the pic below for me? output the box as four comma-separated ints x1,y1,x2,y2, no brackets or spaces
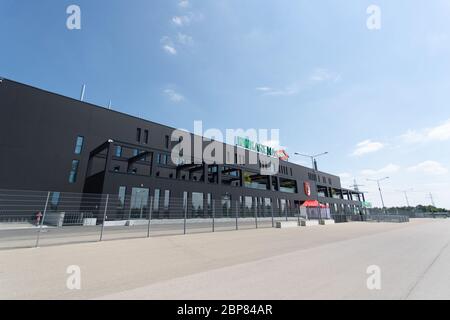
0,189,305,250
331,213,410,223
1,189,437,250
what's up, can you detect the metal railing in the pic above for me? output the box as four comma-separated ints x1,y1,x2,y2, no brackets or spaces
0,189,428,250
331,214,410,223
0,189,306,250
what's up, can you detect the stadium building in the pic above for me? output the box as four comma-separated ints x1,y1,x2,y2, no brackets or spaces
0,78,366,218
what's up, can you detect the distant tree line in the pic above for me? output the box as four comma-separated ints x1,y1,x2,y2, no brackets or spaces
372,205,449,213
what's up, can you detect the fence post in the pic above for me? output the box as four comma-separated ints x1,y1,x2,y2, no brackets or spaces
235,201,239,231
271,204,274,228
297,207,300,226
212,199,215,233
184,200,187,235
147,196,153,238
255,201,258,229
99,194,109,242
35,191,50,248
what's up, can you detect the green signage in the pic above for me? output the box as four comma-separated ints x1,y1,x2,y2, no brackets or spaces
362,201,372,208
235,137,276,157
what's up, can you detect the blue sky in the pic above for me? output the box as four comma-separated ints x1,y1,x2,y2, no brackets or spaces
1,0,450,208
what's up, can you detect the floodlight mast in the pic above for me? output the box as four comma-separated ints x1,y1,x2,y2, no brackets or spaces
367,177,390,211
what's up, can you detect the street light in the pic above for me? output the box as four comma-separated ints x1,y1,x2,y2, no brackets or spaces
294,152,329,220
396,188,414,207
294,152,329,171
367,177,389,211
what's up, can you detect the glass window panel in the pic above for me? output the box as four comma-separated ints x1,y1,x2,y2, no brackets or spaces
279,178,297,193
69,160,79,183
154,189,160,211
74,136,84,154
191,192,204,217
243,171,269,190
164,190,170,210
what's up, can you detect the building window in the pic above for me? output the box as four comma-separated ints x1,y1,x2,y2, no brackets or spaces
279,178,297,193
144,130,149,144
68,160,79,184
183,192,188,211
279,199,287,215
264,198,272,216
130,188,149,218
74,136,84,155
271,176,279,191
165,135,170,149
243,171,269,190
156,153,161,164
164,190,170,211
207,193,212,214
191,192,204,217
118,186,126,208
221,166,241,186
136,128,142,142
115,146,122,157
221,194,232,217
50,192,60,210
154,189,160,212
113,166,120,172
244,196,255,217
157,153,168,165
317,185,328,198
133,149,139,157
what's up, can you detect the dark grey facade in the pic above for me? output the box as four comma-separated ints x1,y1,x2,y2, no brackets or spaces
0,78,365,215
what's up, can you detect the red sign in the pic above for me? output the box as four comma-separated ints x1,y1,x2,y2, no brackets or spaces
304,182,311,197
275,149,290,161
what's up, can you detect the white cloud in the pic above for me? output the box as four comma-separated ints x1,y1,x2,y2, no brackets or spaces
177,33,194,46
361,164,400,177
407,161,448,175
310,68,341,83
257,68,340,97
256,87,273,92
400,119,450,143
161,36,177,55
256,84,300,97
164,89,185,103
351,140,385,156
163,45,177,55
172,15,191,27
178,0,190,8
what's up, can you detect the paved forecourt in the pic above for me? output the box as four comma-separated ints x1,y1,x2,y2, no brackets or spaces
1,219,449,299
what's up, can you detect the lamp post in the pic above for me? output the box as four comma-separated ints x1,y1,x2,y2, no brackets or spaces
396,188,413,208
367,177,389,213
294,152,329,220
